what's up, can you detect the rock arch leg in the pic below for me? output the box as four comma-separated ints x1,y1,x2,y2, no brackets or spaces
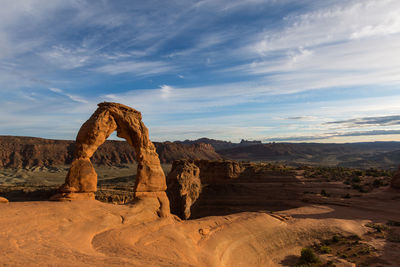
52,102,170,216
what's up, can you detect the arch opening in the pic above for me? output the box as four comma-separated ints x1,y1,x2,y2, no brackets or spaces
52,102,170,216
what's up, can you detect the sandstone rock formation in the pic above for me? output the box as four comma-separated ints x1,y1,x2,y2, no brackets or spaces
166,160,201,219
53,102,169,216
194,159,244,183
391,169,400,189
166,160,301,219
0,196,8,203
167,159,248,219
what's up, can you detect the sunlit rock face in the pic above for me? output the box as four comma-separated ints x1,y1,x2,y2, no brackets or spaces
52,102,170,217
0,197,8,203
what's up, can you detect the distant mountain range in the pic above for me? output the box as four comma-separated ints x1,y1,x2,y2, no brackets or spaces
1,136,400,169
0,136,221,168
177,138,400,169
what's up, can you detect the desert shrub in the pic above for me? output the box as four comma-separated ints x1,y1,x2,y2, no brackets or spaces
366,168,383,177
373,179,383,188
353,170,363,176
351,183,370,193
320,189,329,197
319,245,332,254
342,193,351,199
331,235,341,243
366,223,389,233
351,176,361,183
297,248,320,266
359,247,371,255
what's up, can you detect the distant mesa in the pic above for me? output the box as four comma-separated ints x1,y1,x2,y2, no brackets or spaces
52,102,170,217
240,139,262,145
0,136,221,169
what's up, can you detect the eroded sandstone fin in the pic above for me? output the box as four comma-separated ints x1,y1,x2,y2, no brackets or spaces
52,102,170,216
166,160,202,220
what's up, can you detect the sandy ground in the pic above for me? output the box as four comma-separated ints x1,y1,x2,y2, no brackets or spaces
1,186,399,267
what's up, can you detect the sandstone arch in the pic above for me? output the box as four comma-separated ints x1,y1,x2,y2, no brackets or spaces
53,102,170,216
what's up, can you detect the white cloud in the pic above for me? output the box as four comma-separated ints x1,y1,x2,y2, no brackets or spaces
40,45,90,69
94,60,175,76
48,87,88,104
49,87,62,93
228,0,400,92
160,85,173,99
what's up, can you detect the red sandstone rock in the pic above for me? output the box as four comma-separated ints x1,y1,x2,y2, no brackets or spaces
53,102,170,216
0,197,9,203
391,169,400,189
167,160,201,219
193,160,244,183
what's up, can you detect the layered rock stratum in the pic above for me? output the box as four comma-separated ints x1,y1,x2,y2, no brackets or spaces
0,136,221,168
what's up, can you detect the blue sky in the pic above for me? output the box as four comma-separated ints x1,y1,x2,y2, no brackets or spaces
1,0,400,143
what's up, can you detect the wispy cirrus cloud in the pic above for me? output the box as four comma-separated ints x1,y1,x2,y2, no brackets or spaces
328,115,400,127
94,60,175,76
266,130,400,142
49,88,88,104
1,0,400,142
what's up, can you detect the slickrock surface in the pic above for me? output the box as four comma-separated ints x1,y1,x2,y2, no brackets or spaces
0,200,375,267
166,160,201,219
53,103,169,217
1,162,400,266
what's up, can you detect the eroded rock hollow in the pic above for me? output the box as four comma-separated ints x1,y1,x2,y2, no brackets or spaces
52,102,170,216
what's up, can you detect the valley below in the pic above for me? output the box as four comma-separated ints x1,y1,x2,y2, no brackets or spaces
1,136,400,266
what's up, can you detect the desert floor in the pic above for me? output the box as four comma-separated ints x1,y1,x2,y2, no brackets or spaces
1,166,400,266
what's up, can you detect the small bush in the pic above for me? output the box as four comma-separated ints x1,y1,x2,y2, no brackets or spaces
366,223,388,233
320,189,329,197
373,179,383,188
332,235,341,243
342,193,351,199
351,176,361,183
297,247,320,266
319,245,332,254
